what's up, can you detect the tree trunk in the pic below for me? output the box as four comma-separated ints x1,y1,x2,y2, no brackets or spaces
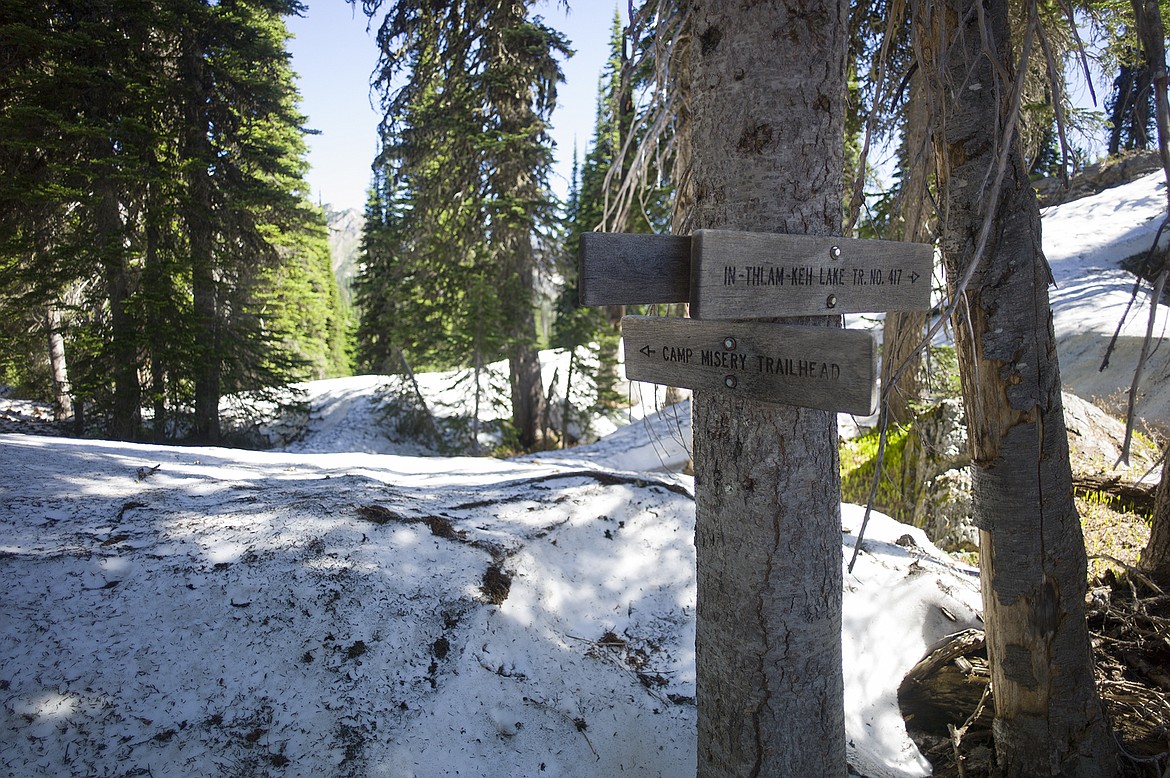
96,179,140,441
881,72,932,425
182,28,220,444
683,3,848,775
598,303,624,409
1107,63,1134,157
880,315,926,424
509,339,546,450
1130,0,1169,185
45,307,73,422
915,0,1117,774
508,242,547,451
142,195,167,443
561,348,575,448
1140,443,1170,583
470,352,480,453
1132,0,1170,586
191,245,220,444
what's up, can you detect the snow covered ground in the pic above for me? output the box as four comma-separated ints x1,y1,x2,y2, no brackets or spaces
1043,171,1169,427
0,414,980,777
0,172,1165,777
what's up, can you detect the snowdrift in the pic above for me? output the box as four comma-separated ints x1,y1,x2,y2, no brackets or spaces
2,170,1166,777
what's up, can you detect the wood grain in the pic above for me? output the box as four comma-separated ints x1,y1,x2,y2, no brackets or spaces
578,233,690,306
621,315,878,415
690,229,933,319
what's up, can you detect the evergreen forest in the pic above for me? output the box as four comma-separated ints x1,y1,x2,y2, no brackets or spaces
0,0,350,444
0,0,1165,455
2,0,1170,775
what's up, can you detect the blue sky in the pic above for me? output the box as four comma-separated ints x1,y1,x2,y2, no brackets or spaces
285,1,621,212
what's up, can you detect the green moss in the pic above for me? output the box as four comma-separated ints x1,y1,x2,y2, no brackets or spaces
840,423,916,522
920,345,962,402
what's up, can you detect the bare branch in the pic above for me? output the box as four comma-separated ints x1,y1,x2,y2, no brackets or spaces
599,0,689,235
1115,245,1169,467
1101,217,1169,373
844,0,910,235
1056,0,1096,107
850,0,1045,565
1105,0,1170,465
1035,20,1072,183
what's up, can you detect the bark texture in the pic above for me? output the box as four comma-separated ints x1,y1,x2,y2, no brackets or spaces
683,2,848,775
880,73,933,425
1140,442,1170,583
46,307,73,421
915,0,1118,774
97,178,140,441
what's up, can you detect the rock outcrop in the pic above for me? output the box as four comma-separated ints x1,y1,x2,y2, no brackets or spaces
856,392,1160,554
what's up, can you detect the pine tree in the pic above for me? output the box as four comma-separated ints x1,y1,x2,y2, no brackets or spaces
1,0,347,441
915,0,1117,770
550,151,621,439
357,0,568,451
1075,0,1170,157
479,2,567,449
164,0,346,441
0,0,83,406
0,0,167,438
550,9,679,436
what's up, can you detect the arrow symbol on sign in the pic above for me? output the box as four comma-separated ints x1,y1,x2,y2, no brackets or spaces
639,344,657,357
909,271,921,284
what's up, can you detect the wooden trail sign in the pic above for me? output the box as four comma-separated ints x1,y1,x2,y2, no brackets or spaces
690,230,932,319
578,233,691,306
579,230,932,317
622,315,878,415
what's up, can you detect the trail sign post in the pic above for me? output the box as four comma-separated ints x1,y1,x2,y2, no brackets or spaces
580,229,932,318
621,315,877,415
689,230,932,319
578,227,932,773
579,228,930,414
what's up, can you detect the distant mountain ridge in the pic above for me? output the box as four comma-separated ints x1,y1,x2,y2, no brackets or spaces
324,205,363,306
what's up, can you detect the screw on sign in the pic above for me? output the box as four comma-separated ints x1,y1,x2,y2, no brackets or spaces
578,226,932,775
580,229,931,318
620,315,878,416
578,229,931,413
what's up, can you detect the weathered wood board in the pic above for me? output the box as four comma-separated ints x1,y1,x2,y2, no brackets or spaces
578,230,932,317
689,230,933,319
579,232,691,306
622,315,878,415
